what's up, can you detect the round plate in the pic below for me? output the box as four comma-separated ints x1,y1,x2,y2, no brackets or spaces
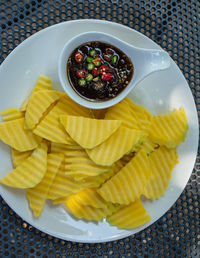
0,20,198,243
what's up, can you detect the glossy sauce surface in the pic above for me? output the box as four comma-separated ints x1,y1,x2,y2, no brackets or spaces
67,41,134,101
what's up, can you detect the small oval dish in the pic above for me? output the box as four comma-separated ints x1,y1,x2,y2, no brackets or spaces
59,32,170,109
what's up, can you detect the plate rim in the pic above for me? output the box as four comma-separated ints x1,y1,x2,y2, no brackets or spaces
0,19,199,243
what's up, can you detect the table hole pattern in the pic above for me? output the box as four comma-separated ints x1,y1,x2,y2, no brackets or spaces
0,0,199,257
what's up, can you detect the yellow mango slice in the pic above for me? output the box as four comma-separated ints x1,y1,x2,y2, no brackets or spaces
125,98,152,133
11,148,33,168
65,152,110,180
98,149,150,205
53,194,75,205
0,118,41,151
80,168,115,189
65,197,117,221
86,127,146,166
137,137,158,154
33,97,75,144
51,142,86,157
0,108,24,121
47,163,82,200
60,115,121,149
143,146,179,200
107,199,150,229
0,141,47,188
26,153,63,217
20,75,53,112
68,188,109,209
25,90,64,129
105,98,140,129
149,107,188,148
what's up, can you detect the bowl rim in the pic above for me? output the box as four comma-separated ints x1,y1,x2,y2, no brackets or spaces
58,31,139,109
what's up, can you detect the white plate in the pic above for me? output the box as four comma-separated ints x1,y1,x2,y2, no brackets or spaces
0,20,198,243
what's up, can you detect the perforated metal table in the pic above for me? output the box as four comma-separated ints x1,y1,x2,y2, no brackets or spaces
0,0,199,257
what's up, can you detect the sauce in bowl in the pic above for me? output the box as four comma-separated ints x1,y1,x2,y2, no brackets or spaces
67,41,134,102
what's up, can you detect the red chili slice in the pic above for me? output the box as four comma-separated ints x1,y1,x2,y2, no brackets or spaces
103,53,111,61
106,49,114,55
98,65,108,74
102,73,112,81
76,69,87,78
92,68,99,77
75,52,84,63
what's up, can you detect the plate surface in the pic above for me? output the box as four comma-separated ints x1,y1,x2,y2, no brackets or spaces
0,20,198,243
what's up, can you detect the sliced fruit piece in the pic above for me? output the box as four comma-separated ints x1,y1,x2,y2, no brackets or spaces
125,98,152,133
0,141,47,188
11,148,33,168
149,107,188,148
60,115,121,149
65,197,117,221
65,152,110,180
98,149,150,204
104,98,140,130
20,75,53,112
107,199,150,229
143,146,179,200
51,142,86,157
25,90,64,129
26,153,64,217
47,163,82,200
86,127,146,166
67,188,109,209
0,108,24,121
33,97,76,144
0,118,41,151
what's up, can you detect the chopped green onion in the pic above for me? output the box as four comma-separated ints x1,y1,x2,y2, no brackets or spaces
93,76,99,82
88,63,95,70
85,74,93,82
78,78,86,86
111,55,118,65
89,49,97,57
86,57,93,63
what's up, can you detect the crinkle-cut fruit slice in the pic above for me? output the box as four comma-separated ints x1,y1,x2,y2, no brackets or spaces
137,137,158,154
105,98,140,130
47,163,82,200
143,146,179,200
53,194,75,205
33,97,76,144
51,142,86,157
0,108,24,121
69,188,109,209
65,197,117,221
60,115,121,149
20,75,53,111
92,108,107,119
26,153,64,217
149,107,188,148
65,153,110,180
125,98,152,133
25,90,64,129
0,141,47,188
142,137,158,154
11,148,33,168
86,127,146,166
80,168,115,189
0,118,41,151
107,199,150,229
98,149,150,205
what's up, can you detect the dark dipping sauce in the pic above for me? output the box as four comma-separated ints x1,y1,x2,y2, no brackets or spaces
67,41,134,102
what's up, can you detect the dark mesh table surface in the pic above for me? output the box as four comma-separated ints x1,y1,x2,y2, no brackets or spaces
0,0,199,257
